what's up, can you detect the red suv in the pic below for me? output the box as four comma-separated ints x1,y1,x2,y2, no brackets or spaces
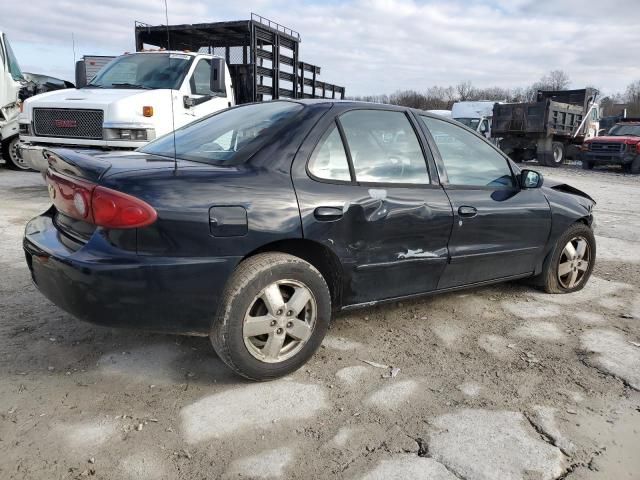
581,120,640,173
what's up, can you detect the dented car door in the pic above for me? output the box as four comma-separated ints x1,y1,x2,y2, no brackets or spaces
291,106,453,307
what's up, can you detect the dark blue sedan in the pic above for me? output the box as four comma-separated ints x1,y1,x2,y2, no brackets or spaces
24,100,596,380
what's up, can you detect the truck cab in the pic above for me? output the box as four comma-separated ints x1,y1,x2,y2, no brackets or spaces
451,101,497,139
1,31,28,169
19,51,234,171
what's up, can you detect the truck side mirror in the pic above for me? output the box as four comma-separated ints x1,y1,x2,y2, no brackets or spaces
210,58,225,95
75,61,87,88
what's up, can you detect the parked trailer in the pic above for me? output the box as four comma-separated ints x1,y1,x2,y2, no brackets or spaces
492,88,600,167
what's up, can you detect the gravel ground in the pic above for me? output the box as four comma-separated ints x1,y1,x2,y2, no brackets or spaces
0,162,639,480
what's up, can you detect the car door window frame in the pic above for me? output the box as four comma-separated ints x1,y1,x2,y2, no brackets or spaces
307,107,444,189
417,114,518,191
305,120,356,185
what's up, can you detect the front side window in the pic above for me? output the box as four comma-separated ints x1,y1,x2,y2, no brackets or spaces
88,53,192,90
308,124,351,182
141,101,303,164
339,110,429,184
191,59,222,96
420,116,514,188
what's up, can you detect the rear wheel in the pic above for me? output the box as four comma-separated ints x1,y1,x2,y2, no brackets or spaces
210,252,331,381
538,223,595,294
547,142,565,167
2,137,32,171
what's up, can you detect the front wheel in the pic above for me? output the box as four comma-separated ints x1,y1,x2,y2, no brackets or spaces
2,137,32,171
547,142,566,167
581,160,594,170
210,252,331,381
631,157,640,175
539,223,596,294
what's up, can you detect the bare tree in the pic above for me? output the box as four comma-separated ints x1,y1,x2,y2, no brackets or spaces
456,81,476,101
538,70,571,91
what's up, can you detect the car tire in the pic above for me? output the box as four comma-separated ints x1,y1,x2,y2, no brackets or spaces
631,157,640,175
210,252,331,381
2,137,32,171
581,160,593,170
539,223,596,294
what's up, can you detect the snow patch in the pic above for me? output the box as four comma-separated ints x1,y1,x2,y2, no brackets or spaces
223,447,294,479
360,454,458,480
57,419,118,450
573,311,606,324
513,321,565,341
429,409,565,480
529,406,576,455
181,382,327,443
431,324,463,348
457,382,482,398
478,334,515,360
580,329,640,390
365,380,418,411
502,300,561,319
120,452,165,480
335,365,370,384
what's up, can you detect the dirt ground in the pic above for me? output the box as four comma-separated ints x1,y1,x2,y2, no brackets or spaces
0,162,639,480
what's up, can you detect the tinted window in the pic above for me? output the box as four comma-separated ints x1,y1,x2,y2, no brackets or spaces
420,116,514,188
141,102,303,164
308,124,351,182
340,110,429,184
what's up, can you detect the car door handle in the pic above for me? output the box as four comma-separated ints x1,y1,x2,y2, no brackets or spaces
314,206,343,221
458,206,478,218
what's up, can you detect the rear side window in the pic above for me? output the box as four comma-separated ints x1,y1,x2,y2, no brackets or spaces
308,124,351,182
141,102,303,164
420,115,515,188
340,110,429,184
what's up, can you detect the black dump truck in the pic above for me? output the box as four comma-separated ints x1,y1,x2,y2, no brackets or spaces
492,88,600,167
134,13,345,104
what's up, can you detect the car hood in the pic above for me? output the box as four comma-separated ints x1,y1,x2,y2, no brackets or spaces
542,177,595,204
23,87,165,109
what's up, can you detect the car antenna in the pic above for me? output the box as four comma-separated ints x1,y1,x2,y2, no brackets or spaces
163,0,178,173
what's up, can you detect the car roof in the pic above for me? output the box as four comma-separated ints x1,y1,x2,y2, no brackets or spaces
286,99,444,119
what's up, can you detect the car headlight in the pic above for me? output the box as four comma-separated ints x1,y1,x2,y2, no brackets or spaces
104,128,155,141
19,123,32,135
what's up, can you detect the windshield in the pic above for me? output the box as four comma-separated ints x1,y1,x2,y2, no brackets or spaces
87,53,192,90
3,34,24,81
608,124,640,137
454,117,480,130
140,102,305,164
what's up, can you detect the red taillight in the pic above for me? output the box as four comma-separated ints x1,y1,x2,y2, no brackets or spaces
92,186,157,228
46,171,157,229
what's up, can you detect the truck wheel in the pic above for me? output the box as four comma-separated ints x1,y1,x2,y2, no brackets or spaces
210,252,331,381
581,160,594,170
631,157,640,175
547,142,565,167
538,222,595,294
2,137,32,171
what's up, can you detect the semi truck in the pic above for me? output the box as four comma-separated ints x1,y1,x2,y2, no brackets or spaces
18,14,346,172
491,88,600,166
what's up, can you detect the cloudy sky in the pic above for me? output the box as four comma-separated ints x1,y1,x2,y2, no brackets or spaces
2,0,639,96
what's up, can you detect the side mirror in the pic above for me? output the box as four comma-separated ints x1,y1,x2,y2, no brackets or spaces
183,95,195,108
521,169,544,189
210,58,226,94
75,60,87,88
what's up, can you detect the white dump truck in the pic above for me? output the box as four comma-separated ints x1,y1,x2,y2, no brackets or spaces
18,15,345,172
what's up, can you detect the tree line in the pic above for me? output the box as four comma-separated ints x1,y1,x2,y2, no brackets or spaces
350,70,640,117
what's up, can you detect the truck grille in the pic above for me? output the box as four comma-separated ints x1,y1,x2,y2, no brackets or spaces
589,142,624,153
33,108,104,140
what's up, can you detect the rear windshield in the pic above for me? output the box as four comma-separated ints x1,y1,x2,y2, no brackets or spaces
141,102,304,164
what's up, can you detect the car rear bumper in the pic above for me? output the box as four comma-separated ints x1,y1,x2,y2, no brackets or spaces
23,212,241,335
580,151,636,165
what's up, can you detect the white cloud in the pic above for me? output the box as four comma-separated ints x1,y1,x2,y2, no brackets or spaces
3,0,639,95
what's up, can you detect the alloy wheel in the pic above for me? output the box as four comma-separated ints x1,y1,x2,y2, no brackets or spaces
242,279,317,363
8,138,31,171
557,236,591,289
